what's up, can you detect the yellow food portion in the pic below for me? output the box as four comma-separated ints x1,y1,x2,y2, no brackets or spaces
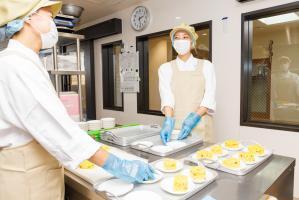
224,140,240,149
196,150,213,160
248,144,265,156
163,158,177,170
173,175,188,192
190,166,206,181
79,160,95,169
222,157,241,169
100,145,111,152
239,152,255,163
210,145,223,155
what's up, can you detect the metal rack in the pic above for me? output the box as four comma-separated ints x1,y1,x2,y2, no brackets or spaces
51,32,85,121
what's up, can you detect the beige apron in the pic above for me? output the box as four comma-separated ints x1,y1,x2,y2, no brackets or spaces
0,141,64,200
171,59,214,142
0,49,64,200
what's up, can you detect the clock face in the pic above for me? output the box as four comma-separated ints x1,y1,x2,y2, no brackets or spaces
131,6,150,31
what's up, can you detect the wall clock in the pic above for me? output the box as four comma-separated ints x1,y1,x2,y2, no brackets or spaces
131,6,150,31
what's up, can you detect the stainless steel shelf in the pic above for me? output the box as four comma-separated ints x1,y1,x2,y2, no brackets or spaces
49,70,85,75
58,32,84,40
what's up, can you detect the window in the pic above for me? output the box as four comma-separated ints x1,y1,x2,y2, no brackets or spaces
102,41,124,111
241,2,299,132
137,21,212,115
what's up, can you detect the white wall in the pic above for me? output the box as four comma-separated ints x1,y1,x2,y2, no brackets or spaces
83,0,299,197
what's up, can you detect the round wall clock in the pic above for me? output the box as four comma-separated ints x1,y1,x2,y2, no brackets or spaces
131,6,150,31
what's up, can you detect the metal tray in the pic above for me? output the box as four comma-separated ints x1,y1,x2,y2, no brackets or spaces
96,158,218,200
187,144,273,176
101,125,161,147
130,134,203,157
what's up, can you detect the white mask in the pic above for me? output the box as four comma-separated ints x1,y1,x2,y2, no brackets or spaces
173,40,191,55
30,13,58,49
40,19,58,49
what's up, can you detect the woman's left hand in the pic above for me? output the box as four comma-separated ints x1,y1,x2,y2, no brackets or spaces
178,112,201,140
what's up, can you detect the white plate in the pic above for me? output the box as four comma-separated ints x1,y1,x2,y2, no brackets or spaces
171,130,181,140
151,145,173,153
142,170,163,184
95,179,134,197
123,191,162,200
155,160,183,173
181,168,214,184
206,146,229,158
160,176,196,195
131,141,154,149
245,147,270,157
221,143,244,151
166,141,187,149
191,153,218,164
219,159,247,171
256,149,271,157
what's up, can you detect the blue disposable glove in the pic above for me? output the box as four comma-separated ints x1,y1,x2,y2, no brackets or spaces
160,117,175,144
178,112,201,140
102,153,154,183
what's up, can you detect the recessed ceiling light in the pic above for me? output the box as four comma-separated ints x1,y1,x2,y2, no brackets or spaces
175,16,182,20
258,12,299,25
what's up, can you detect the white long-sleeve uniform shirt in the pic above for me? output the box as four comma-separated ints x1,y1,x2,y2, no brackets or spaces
0,40,100,169
158,55,216,113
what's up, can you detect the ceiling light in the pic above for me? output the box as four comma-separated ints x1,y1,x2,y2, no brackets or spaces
175,16,181,20
258,13,299,25
202,33,207,36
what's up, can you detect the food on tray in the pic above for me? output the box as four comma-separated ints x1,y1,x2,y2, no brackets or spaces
222,157,241,169
189,166,206,181
248,144,265,156
224,139,240,149
196,150,213,160
173,175,188,192
239,152,255,163
100,145,110,151
79,160,95,169
163,158,177,170
210,145,223,155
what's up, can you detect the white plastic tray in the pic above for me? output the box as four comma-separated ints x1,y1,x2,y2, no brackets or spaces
130,134,203,157
187,143,273,176
101,158,218,200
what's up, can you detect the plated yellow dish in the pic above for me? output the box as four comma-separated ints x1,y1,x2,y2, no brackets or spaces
239,152,256,163
189,166,206,181
210,145,223,155
79,160,95,169
196,150,214,160
224,139,240,149
163,158,177,170
248,144,265,156
222,157,241,169
173,175,188,192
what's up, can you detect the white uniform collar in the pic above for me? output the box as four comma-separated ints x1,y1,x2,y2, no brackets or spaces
175,54,198,70
7,39,40,63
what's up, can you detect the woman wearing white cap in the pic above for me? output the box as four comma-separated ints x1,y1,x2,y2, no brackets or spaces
0,1,153,199
159,23,216,144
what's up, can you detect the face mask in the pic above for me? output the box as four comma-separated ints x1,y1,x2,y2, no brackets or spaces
173,39,191,55
40,19,58,49
30,13,58,49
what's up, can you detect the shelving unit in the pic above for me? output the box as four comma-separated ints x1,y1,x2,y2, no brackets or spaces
51,32,85,121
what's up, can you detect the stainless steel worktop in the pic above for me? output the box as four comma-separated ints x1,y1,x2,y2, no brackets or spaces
65,142,295,200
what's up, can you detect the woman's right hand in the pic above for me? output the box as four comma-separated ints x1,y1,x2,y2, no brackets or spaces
160,117,175,144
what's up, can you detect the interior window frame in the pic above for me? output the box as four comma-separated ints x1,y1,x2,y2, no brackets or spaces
136,21,213,116
240,1,299,132
102,40,124,111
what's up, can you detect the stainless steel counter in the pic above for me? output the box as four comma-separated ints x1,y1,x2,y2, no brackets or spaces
65,142,295,200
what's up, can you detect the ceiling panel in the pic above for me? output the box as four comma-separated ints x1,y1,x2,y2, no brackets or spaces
61,0,147,25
